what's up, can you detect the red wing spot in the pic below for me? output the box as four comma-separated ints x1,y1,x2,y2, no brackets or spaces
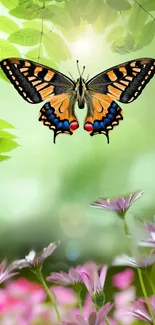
84,123,93,132
70,121,79,131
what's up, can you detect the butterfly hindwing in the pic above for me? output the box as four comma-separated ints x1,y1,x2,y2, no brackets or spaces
39,93,79,143
0,58,75,104
87,58,155,103
84,93,123,142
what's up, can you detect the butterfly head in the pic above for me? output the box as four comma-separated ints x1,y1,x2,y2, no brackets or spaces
75,60,86,109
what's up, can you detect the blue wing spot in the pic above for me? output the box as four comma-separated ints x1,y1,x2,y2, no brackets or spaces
94,121,99,129
110,108,116,115
112,102,117,108
100,121,105,129
104,118,109,126
57,122,63,130
63,120,70,130
108,114,115,121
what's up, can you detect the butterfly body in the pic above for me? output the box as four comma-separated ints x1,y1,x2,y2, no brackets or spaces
0,57,155,143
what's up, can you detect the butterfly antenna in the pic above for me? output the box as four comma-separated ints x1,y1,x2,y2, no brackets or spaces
68,71,75,81
76,60,81,77
81,65,85,77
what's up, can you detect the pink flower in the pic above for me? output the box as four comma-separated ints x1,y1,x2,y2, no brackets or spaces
91,191,143,216
13,241,59,270
63,303,113,325
114,287,136,325
47,266,82,286
139,220,155,248
0,260,18,284
79,262,108,295
127,297,155,324
112,269,134,290
113,250,155,268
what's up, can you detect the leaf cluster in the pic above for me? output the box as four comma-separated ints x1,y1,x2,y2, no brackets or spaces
0,119,19,162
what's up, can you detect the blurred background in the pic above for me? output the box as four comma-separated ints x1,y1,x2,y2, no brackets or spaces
0,0,155,270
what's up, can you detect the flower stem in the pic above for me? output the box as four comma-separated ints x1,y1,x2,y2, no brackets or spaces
36,269,61,323
104,317,111,325
137,268,155,325
77,291,83,315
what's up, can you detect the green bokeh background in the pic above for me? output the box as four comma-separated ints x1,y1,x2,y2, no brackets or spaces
0,0,155,270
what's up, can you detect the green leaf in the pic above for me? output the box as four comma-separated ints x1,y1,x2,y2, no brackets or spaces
0,138,19,153
137,0,155,10
48,5,73,29
111,38,129,54
0,119,15,129
38,57,59,70
43,32,71,62
128,4,148,35
125,32,135,51
79,0,105,24
0,39,20,60
143,1,155,11
39,7,54,20
139,21,155,46
8,28,41,46
0,130,17,139
10,2,39,20
92,3,118,34
0,154,10,162
0,0,18,10
106,0,131,11
106,26,125,42
22,20,49,34
26,46,43,62
64,0,80,26
0,16,19,34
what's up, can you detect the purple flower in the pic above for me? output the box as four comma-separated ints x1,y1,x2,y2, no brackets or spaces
63,303,113,325
139,220,155,248
91,191,143,216
113,250,155,268
47,266,82,286
79,262,108,296
0,260,18,284
127,298,155,324
13,242,59,270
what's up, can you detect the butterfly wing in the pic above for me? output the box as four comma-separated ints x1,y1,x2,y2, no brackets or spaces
39,93,79,143
84,92,123,143
85,58,155,142
87,58,155,103
0,58,79,142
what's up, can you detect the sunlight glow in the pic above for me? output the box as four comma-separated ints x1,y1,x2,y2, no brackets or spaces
72,38,93,58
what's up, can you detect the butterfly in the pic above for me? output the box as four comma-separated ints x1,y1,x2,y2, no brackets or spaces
0,57,155,143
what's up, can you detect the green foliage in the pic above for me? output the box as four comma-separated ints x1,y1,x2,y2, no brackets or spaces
0,16,19,34
0,120,19,162
0,0,18,10
106,0,131,11
0,39,20,59
0,0,155,62
128,4,148,35
8,28,41,46
43,32,71,63
10,2,39,20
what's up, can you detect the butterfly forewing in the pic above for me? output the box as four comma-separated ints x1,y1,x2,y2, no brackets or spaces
0,58,75,104
87,58,155,103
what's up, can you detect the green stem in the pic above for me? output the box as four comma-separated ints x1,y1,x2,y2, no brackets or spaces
104,317,111,325
77,291,83,315
137,268,155,325
36,269,61,323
